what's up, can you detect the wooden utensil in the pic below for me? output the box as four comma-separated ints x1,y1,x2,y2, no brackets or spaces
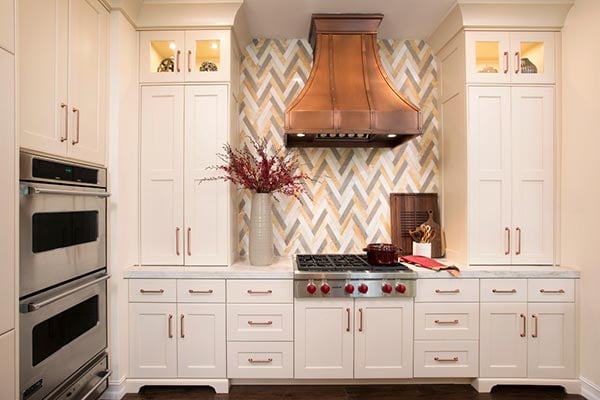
423,210,443,257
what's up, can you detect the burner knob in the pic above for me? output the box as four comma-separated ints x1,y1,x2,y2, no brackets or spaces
306,283,317,295
382,283,393,294
320,283,331,294
344,283,355,294
358,283,369,294
395,283,407,294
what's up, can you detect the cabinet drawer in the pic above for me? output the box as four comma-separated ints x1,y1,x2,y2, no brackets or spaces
129,279,176,302
227,304,293,341
414,303,479,340
177,279,225,303
227,341,293,379
480,279,527,302
416,279,479,302
414,341,479,378
227,280,293,303
528,279,575,302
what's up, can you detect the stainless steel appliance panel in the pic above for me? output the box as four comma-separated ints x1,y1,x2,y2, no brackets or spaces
47,352,110,400
20,272,108,400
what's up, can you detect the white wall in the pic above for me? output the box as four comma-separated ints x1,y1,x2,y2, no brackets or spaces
561,0,600,393
107,9,139,393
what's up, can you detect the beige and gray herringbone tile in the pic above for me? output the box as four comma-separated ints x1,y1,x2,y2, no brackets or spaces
238,39,439,256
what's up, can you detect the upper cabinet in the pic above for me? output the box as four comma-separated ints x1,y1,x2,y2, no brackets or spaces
0,0,15,53
140,30,231,83
19,0,108,166
466,31,556,84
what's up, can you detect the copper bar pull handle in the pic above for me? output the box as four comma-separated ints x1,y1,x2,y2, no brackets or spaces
435,289,460,294
434,356,459,362
247,289,273,294
520,313,527,337
248,320,273,326
187,227,191,256
248,358,273,364
176,50,181,72
540,289,565,294
515,51,520,73
493,289,517,294
346,308,351,332
139,289,165,294
60,103,68,142
71,107,80,145
532,314,538,338
358,308,363,332
503,51,509,73
515,227,521,255
189,289,213,294
435,319,459,324
187,50,192,72
168,314,173,338
505,227,511,255
180,314,185,338
176,227,180,256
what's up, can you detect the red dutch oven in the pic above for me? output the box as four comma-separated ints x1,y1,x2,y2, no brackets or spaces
363,243,402,265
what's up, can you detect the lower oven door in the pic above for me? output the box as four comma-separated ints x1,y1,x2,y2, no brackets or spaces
20,272,109,400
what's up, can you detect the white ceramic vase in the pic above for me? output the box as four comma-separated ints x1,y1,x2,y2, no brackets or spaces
249,192,273,266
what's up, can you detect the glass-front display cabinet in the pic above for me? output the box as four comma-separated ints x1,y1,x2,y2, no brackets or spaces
140,30,231,83
466,31,555,84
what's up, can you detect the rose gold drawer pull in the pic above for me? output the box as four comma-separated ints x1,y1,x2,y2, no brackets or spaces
434,356,459,362
505,227,511,255
503,51,509,74
434,319,459,324
358,308,363,332
540,289,565,294
248,320,273,326
247,289,273,294
248,358,273,364
180,314,185,338
520,313,526,337
139,289,165,294
515,227,521,255
532,314,538,338
346,308,351,332
492,289,517,294
168,314,173,338
176,227,180,256
189,289,214,294
60,103,68,142
435,289,460,294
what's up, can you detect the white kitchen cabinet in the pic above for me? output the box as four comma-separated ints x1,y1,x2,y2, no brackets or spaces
140,85,229,266
18,0,108,166
140,30,231,83
480,279,575,379
294,298,413,379
0,49,15,336
0,0,14,53
129,279,226,379
468,86,554,265
0,330,15,400
466,31,555,84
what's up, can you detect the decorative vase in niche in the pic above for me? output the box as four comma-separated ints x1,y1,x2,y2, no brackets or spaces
249,192,273,266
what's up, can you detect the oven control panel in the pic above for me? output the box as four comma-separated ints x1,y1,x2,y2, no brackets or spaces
294,279,415,298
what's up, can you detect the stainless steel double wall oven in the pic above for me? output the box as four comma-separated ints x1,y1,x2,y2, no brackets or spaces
19,152,111,400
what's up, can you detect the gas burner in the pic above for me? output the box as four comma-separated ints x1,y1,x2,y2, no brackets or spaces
296,254,410,272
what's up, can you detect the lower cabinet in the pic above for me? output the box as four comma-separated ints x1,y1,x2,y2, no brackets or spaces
0,330,15,400
294,298,413,379
129,279,226,379
479,279,576,379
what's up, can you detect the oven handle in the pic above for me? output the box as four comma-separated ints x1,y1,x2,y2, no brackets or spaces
21,185,111,198
80,369,112,400
22,274,111,313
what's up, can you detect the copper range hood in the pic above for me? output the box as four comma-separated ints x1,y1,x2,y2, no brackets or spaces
285,14,423,148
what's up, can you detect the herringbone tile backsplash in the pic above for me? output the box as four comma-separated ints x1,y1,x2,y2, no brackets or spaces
238,39,439,256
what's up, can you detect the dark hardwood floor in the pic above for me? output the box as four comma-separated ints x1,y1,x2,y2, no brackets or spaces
122,384,587,400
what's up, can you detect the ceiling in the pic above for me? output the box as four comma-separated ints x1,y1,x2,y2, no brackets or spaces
242,0,457,39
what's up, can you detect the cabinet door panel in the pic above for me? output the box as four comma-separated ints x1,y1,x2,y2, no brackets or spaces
139,31,185,83
468,87,512,264
354,299,413,379
129,303,177,378
67,0,107,165
184,85,229,265
294,299,353,379
19,0,68,157
0,330,15,400
0,0,14,52
528,303,575,378
140,86,184,265
480,303,527,378
185,30,231,82
177,303,226,378
511,87,554,264
466,31,511,84
510,32,555,84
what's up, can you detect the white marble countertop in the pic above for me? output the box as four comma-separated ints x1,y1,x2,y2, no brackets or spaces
123,256,579,279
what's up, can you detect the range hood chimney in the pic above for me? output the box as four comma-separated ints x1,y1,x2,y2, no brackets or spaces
285,14,423,148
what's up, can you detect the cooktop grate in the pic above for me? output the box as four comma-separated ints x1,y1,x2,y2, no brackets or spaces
296,254,410,272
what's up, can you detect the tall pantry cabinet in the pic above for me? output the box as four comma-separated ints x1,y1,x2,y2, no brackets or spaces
139,29,239,267
0,0,15,399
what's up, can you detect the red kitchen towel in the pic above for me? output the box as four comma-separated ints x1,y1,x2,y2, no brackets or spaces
400,255,445,267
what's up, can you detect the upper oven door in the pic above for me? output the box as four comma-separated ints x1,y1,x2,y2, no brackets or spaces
19,182,108,297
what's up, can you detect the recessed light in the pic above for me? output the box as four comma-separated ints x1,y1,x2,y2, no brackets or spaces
211,42,218,49
387,134,397,138
297,133,306,137
169,42,176,50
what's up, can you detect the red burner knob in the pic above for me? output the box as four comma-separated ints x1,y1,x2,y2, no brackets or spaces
306,283,317,294
395,283,407,294
382,283,393,294
344,283,355,294
321,283,331,294
358,283,369,294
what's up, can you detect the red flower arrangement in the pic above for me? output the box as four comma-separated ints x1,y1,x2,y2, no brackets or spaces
202,136,312,199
